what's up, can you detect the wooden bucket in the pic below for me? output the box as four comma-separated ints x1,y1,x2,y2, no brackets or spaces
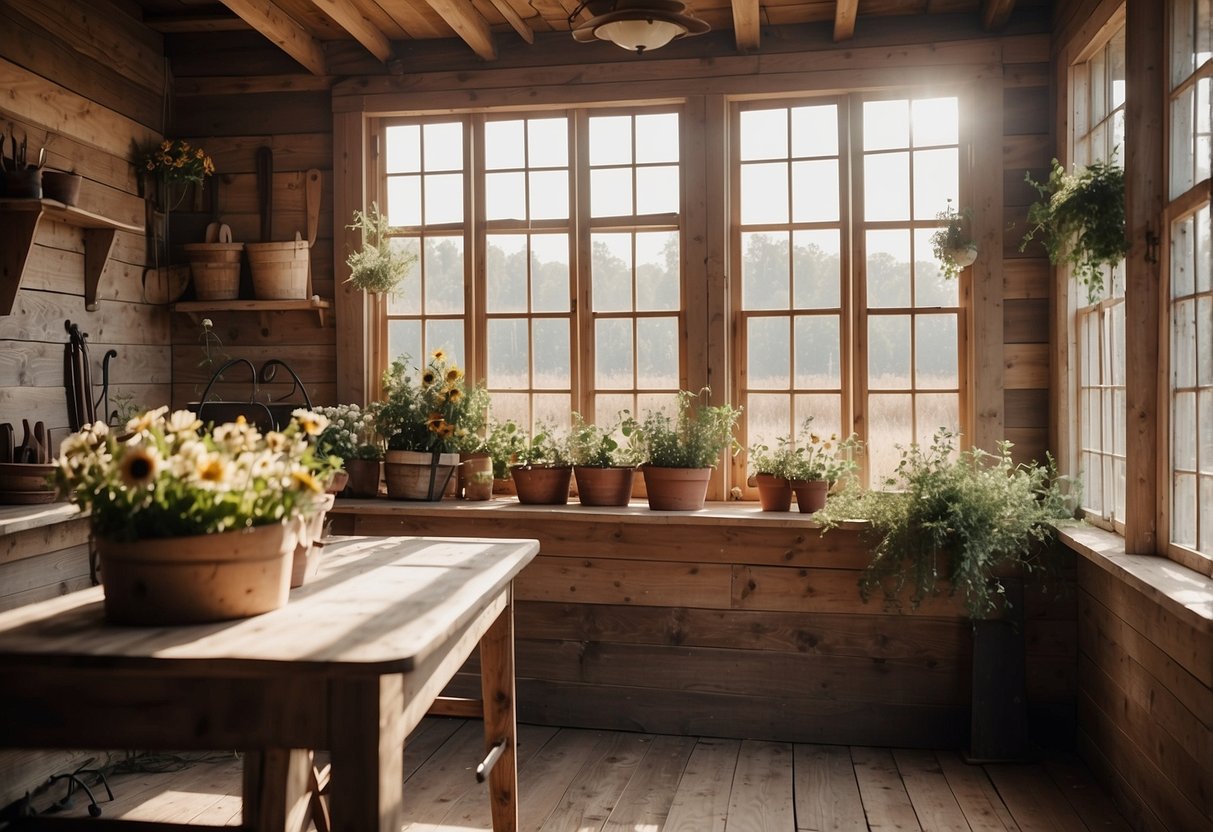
247,233,310,300
185,225,243,301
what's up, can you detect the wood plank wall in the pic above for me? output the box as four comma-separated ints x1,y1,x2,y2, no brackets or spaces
333,506,1077,749
0,0,168,811
164,31,337,410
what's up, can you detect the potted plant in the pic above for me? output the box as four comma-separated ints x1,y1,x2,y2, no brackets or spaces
511,423,572,505
346,203,418,295
450,384,492,500
372,350,466,500
929,200,977,280
54,407,338,624
633,389,741,511
1021,155,1129,300
314,403,384,498
482,418,525,496
568,411,641,507
785,423,861,514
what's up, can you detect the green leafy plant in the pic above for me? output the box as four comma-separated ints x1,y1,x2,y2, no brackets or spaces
139,138,214,184
816,428,1077,618
346,203,418,294
482,419,525,479
635,389,742,469
1021,156,1129,299
750,418,862,483
929,201,976,281
314,403,383,462
55,406,338,541
514,423,569,467
372,350,467,453
450,384,491,454
567,411,640,468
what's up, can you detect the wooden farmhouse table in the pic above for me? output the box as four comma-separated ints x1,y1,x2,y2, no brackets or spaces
0,534,539,832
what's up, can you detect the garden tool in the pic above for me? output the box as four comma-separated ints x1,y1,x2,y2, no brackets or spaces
0,423,12,463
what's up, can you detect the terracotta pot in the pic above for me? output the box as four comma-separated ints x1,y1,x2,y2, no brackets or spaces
790,479,829,514
344,458,381,498
574,466,636,507
641,465,712,511
459,452,494,501
384,450,458,501
325,469,349,495
291,494,334,588
493,476,516,496
96,521,294,625
511,464,573,505
753,473,792,511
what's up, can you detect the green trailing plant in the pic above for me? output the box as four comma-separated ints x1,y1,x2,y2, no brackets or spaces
567,411,640,468
346,203,418,294
450,384,491,454
929,201,976,281
816,428,1078,618
635,389,742,469
1021,156,1129,300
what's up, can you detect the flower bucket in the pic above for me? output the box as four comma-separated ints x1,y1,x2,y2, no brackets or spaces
96,521,294,625
384,450,459,501
246,233,309,300
790,479,829,514
641,465,712,511
458,452,493,501
325,469,349,495
291,494,334,588
184,246,243,300
574,466,636,507
512,465,573,505
753,473,792,512
344,458,381,498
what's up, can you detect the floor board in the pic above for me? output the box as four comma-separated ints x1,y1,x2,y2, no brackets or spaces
40,719,1133,831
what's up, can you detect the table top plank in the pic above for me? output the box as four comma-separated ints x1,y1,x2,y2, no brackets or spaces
0,535,538,675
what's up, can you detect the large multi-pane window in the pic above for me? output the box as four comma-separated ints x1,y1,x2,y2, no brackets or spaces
1168,0,1213,562
736,94,965,484
380,108,682,433
1073,28,1128,530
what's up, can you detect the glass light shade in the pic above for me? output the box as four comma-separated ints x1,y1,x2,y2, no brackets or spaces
595,18,684,51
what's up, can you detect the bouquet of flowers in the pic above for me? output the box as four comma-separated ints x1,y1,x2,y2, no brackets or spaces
314,403,383,462
140,138,215,184
55,407,338,541
373,350,469,453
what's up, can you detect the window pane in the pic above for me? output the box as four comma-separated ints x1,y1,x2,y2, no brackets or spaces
868,393,913,481
864,100,909,151
912,148,959,220
532,319,569,388
868,315,911,389
794,393,842,440
424,173,463,224
426,319,463,366
915,315,958,388
1174,298,1197,387
740,108,788,161
741,163,789,224
911,97,958,147
534,394,572,431
636,113,679,163
864,152,910,221
387,319,420,367
488,319,529,389
794,315,840,388
590,115,632,165
424,237,464,313
1175,391,1198,470
636,165,679,214
748,316,790,389
792,160,840,223
484,119,524,170
532,234,570,313
386,125,420,173
423,122,462,171
637,317,679,388
489,392,528,429
591,168,632,217
386,238,422,313
746,393,791,450
529,170,569,220
914,228,958,307
592,233,633,313
528,118,568,167
915,393,959,447
387,175,421,227
791,104,838,157
636,231,679,311
486,171,525,221
487,234,527,313
867,230,911,308
793,230,841,309
596,319,633,389
742,232,789,310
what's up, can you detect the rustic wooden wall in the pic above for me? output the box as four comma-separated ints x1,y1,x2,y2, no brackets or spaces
164,31,337,411
333,505,1077,749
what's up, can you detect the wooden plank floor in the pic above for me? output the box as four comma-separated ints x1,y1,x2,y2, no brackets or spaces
45,718,1132,831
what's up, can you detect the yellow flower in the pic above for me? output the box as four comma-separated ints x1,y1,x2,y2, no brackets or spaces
119,446,159,488
431,349,447,362
291,469,322,493
809,433,822,445
438,423,455,439
446,387,463,403
197,456,227,483
446,366,463,383
426,413,446,433
422,370,437,386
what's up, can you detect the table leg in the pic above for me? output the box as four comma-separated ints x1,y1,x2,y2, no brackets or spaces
243,748,313,831
328,675,407,832
479,589,519,832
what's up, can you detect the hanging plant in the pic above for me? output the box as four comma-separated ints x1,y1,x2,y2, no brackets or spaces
1020,156,1129,300
929,200,977,281
346,203,418,294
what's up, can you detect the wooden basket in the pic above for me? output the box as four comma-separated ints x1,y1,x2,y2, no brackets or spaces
246,233,310,300
185,225,244,301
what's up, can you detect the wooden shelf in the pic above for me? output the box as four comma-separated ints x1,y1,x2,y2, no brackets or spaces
0,198,142,315
172,297,333,326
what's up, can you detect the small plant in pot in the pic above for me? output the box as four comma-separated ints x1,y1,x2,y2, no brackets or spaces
372,350,466,501
482,418,526,495
346,203,418,295
1021,155,1129,301
568,411,642,507
929,200,977,281
313,403,384,498
746,433,802,512
633,389,741,511
450,384,493,500
785,423,861,515
511,424,572,505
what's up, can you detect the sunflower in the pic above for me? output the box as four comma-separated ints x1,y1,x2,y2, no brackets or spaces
196,455,229,484
119,446,159,488
422,369,437,386
426,413,446,432
431,348,447,362
445,366,463,383
446,387,463,403
291,469,322,493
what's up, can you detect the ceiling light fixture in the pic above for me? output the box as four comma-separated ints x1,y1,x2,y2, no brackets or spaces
568,0,709,54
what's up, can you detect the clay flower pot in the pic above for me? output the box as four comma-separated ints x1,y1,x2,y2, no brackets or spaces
641,465,712,511
790,479,829,514
574,466,636,507
512,464,573,505
753,473,793,511
344,458,381,498
459,452,494,501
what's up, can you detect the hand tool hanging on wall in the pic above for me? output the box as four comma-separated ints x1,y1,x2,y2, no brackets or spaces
98,349,118,426
305,168,321,297
256,146,273,242
64,320,97,431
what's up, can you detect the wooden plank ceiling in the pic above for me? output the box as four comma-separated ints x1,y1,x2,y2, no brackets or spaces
133,0,1040,72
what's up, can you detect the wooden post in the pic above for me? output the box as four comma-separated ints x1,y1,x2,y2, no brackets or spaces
479,589,519,832
327,675,407,832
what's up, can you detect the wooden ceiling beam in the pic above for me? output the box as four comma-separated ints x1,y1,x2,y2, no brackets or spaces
732,0,760,52
217,0,328,75
143,14,250,33
982,0,1016,30
422,0,497,59
305,0,393,62
486,0,535,44
833,0,858,42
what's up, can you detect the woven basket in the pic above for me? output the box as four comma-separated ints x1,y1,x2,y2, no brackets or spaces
184,243,244,300
247,234,310,300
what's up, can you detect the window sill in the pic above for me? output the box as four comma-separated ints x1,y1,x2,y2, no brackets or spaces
1056,521,1213,634
0,502,83,537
